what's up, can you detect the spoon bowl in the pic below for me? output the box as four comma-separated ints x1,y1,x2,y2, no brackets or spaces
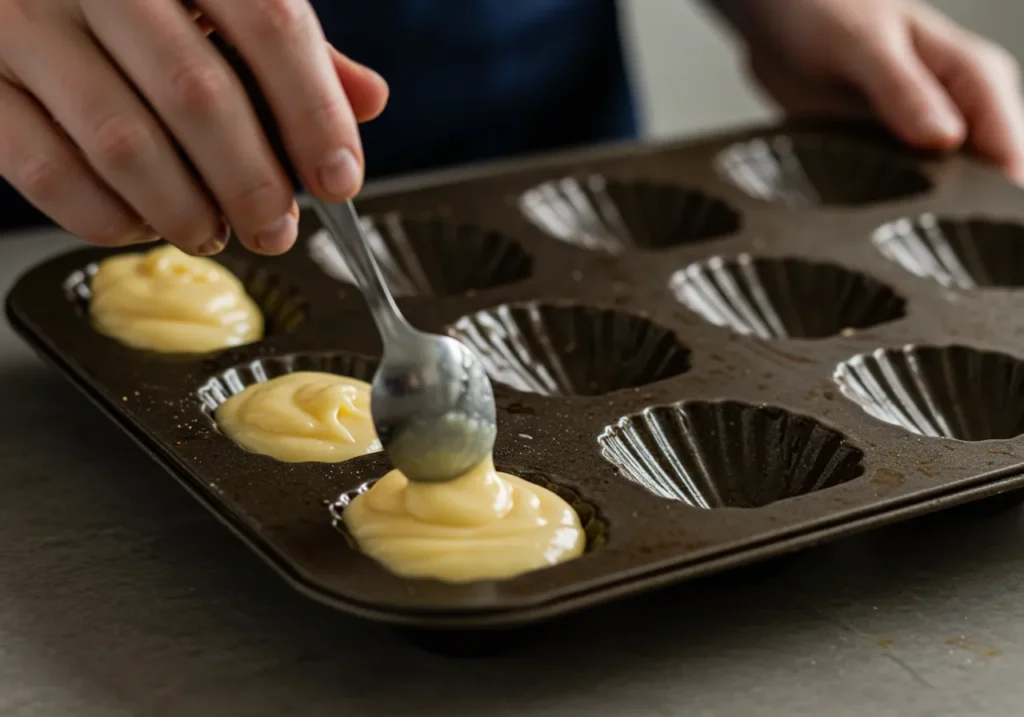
372,332,497,482
310,199,497,482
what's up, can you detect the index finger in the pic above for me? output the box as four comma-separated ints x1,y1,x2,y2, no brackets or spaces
197,0,364,200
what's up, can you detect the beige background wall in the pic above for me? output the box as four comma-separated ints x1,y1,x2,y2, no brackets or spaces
623,0,1024,139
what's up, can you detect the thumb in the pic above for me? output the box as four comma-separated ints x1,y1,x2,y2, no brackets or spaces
839,27,965,150
329,47,389,124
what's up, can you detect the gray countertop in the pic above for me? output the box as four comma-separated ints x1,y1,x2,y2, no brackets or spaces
2,229,1024,717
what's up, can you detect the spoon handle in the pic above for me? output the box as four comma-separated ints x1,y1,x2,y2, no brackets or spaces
309,198,410,342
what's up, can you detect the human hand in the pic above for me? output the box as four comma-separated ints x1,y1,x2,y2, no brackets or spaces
714,0,1024,183
0,0,388,255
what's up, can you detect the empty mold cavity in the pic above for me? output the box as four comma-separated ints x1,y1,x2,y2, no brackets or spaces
308,213,532,297
198,352,377,418
715,134,932,207
447,303,690,397
670,255,906,339
518,174,740,254
873,214,1024,289
834,345,1024,440
599,400,864,508
64,256,307,336
331,471,607,552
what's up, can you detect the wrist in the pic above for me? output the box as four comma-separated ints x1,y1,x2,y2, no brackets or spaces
702,0,844,72
702,0,776,42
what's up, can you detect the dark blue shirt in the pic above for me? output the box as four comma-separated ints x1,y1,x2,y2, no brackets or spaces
0,0,635,230
312,0,636,177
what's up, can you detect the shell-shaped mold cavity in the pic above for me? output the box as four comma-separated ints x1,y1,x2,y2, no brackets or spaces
240,262,309,335
715,134,932,207
834,345,1024,441
197,352,378,417
308,213,532,297
330,472,608,551
62,262,98,310
670,255,906,339
64,256,308,335
447,303,690,397
518,174,741,254
599,400,865,508
873,214,1024,289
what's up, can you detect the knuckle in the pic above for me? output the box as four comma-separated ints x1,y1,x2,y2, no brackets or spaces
829,15,876,50
305,93,350,132
88,117,154,173
222,175,287,221
247,0,311,43
14,153,67,203
975,42,1020,80
289,95,355,156
168,62,231,115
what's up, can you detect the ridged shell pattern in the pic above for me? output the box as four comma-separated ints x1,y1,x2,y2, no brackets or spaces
670,255,906,339
309,213,532,297
241,263,308,334
715,134,932,207
834,345,1024,441
447,303,691,397
198,352,378,415
518,174,740,254
873,214,1024,290
599,400,865,508
63,262,99,312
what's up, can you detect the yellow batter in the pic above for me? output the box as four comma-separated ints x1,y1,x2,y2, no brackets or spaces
343,458,585,582
89,244,263,353
215,371,381,463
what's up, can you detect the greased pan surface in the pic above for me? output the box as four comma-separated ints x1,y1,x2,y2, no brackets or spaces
10,121,1024,628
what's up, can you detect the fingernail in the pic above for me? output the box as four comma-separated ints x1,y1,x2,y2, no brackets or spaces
318,148,362,198
197,220,230,256
254,213,298,254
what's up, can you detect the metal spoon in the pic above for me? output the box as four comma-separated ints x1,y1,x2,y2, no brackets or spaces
309,198,497,483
